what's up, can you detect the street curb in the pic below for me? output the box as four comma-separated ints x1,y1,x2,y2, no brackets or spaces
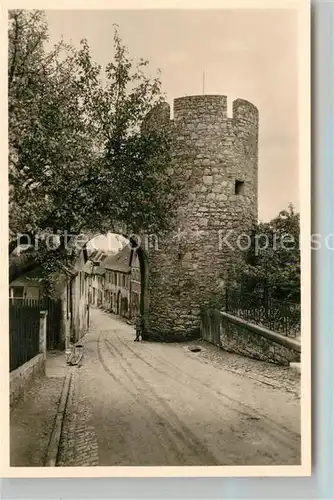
45,367,73,467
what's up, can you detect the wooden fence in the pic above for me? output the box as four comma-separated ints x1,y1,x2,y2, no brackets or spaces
9,297,62,372
9,299,40,372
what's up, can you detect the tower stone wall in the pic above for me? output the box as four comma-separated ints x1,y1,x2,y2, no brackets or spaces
142,95,259,341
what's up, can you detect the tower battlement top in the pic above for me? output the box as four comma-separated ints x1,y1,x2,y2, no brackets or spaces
141,94,259,134
173,95,258,125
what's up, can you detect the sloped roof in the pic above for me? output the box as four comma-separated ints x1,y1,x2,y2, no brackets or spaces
88,249,98,260
103,244,132,273
88,248,109,263
93,265,105,276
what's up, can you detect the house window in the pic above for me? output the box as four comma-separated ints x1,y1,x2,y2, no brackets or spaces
235,180,245,195
115,273,118,286
10,286,24,300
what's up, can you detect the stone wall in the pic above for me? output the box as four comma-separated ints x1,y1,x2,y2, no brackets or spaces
201,310,301,366
10,354,45,408
142,95,259,341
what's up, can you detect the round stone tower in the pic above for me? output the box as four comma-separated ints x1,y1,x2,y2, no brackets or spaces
142,95,259,341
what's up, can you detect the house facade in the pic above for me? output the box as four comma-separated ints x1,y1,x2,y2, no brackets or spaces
86,249,108,308
44,250,90,349
10,247,90,351
103,245,132,318
84,243,142,322
9,268,43,303
88,267,105,307
130,250,141,322
71,250,90,343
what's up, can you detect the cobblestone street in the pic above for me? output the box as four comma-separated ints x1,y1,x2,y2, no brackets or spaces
56,308,301,466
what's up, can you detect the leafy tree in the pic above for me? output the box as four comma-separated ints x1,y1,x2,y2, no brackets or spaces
9,10,178,283
226,204,300,302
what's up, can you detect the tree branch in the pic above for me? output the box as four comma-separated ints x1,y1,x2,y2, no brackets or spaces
8,12,20,88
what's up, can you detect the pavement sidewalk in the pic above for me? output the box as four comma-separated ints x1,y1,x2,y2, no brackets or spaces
10,350,68,467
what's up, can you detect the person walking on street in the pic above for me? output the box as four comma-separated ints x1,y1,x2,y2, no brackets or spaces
134,316,142,341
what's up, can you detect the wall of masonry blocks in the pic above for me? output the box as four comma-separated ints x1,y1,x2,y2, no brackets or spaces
141,95,259,341
10,353,45,407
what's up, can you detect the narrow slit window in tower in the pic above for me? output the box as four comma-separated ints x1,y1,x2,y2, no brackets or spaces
235,180,245,195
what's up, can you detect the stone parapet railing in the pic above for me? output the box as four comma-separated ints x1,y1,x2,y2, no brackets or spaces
200,309,300,366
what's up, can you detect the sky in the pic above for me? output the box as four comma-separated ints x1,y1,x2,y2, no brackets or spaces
87,233,127,253
46,9,299,228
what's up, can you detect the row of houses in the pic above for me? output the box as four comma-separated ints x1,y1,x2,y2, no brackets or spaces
9,246,90,352
9,241,142,357
87,244,141,322
9,240,96,406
